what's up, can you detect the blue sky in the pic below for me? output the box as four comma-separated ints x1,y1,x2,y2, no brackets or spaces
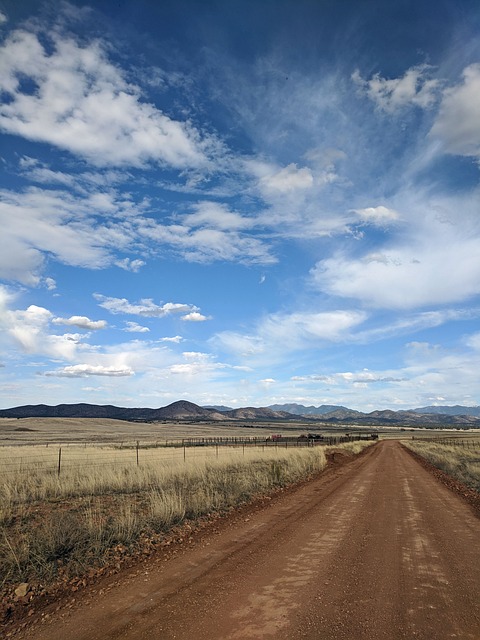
1,0,479,411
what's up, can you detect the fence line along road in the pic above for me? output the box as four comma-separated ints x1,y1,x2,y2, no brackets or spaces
0,433,378,477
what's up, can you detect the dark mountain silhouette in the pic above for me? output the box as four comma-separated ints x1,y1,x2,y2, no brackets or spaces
1,402,480,427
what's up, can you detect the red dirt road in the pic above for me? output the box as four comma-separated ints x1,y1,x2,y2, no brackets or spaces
15,441,480,639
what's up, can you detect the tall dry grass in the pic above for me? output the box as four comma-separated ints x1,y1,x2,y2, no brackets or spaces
0,441,373,587
404,440,480,491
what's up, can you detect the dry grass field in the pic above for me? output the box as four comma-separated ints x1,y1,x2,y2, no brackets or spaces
0,436,373,590
0,417,274,446
404,437,480,491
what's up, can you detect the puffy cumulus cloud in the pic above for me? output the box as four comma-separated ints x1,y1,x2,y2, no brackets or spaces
181,312,211,322
2,304,52,353
52,315,107,330
124,321,150,333
44,364,134,377
430,63,480,160
0,28,210,168
353,206,399,225
352,65,440,113
159,335,184,343
0,11,8,24
0,292,88,360
94,294,199,317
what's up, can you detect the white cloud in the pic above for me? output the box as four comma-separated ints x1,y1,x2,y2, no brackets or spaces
159,335,184,343
430,63,480,160
312,237,480,310
312,188,480,309
0,292,86,360
115,258,146,272
465,332,480,351
0,11,8,25
0,29,210,168
124,321,150,333
44,364,134,377
242,156,350,240
138,218,276,265
352,65,440,113
259,163,314,193
0,181,274,286
181,312,210,322
94,293,199,317
0,186,136,284
184,201,255,231
52,315,107,330
291,370,405,385
44,277,57,291
215,309,367,363
353,205,399,225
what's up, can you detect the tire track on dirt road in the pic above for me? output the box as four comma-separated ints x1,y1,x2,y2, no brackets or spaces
15,441,480,640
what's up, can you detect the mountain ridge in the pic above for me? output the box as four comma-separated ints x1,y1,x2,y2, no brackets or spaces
1,401,480,427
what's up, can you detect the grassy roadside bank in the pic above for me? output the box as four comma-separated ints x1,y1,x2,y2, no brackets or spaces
1,442,373,605
403,440,480,492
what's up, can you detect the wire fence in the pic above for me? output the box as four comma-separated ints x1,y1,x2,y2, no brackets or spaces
411,436,480,450
0,433,377,477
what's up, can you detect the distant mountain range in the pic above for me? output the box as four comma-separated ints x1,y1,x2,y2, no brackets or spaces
1,401,480,427
414,405,480,417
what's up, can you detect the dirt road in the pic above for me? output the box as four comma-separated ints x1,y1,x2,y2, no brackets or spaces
16,441,480,639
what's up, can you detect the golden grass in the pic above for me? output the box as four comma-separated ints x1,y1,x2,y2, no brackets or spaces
404,439,480,491
0,441,374,587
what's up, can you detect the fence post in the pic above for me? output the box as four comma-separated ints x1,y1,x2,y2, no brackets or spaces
136,441,139,466
57,447,62,477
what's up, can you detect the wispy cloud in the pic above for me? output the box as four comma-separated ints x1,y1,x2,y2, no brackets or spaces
44,364,134,377
214,309,367,364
